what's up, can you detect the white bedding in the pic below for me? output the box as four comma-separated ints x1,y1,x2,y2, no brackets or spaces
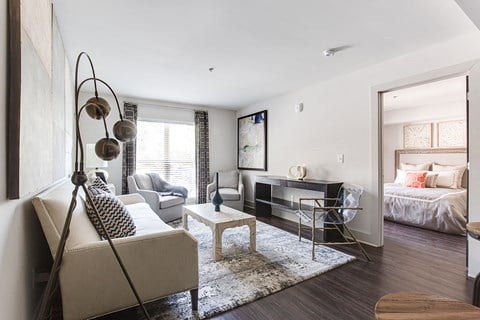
384,183,467,235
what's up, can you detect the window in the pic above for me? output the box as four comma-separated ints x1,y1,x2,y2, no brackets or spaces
136,120,196,198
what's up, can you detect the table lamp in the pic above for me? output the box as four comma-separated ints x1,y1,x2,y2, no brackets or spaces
85,143,108,182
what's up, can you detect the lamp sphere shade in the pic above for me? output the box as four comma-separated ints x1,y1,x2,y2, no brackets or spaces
113,119,137,142
95,138,120,161
86,96,111,119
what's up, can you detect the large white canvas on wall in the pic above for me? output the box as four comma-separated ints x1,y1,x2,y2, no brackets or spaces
8,0,71,199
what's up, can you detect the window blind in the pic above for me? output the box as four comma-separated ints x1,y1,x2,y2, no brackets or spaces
136,120,196,198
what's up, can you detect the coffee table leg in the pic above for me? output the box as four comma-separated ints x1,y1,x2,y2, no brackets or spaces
213,226,223,261
183,212,189,230
249,222,256,252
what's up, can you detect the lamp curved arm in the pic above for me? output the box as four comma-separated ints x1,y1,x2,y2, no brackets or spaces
74,52,99,171
75,52,98,99
76,77,124,121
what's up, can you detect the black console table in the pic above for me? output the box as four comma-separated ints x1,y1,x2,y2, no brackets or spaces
254,175,343,242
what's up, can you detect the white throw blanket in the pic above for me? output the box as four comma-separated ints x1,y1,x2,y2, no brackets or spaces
384,183,466,235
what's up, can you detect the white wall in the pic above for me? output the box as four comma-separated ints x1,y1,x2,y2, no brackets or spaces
238,32,480,248
383,101,466,182
384,101,466,125
79,94,237,193
0,2,61,318
383,123,404,183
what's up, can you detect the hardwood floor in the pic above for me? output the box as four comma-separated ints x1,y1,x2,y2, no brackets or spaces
92,216,471,320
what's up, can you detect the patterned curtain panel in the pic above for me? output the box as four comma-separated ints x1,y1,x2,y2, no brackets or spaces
122,102,138,194
195,110,210,203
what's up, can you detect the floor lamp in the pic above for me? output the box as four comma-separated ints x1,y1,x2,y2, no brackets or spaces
35,52,152,320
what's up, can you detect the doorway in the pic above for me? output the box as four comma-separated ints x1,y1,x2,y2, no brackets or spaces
379,75,469,256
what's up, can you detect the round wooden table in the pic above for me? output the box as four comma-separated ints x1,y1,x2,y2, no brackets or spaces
375,292,480,320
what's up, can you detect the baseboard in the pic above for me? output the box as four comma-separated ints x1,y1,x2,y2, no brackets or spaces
244,200,255,210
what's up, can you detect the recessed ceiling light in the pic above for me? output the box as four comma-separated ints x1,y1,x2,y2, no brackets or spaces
209,67,215,72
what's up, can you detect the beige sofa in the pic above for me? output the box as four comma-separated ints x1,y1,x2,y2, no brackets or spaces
32,181,198,320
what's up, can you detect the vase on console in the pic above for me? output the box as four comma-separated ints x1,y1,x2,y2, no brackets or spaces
212,172,223,212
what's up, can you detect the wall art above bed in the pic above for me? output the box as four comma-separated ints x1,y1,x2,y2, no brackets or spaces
437,120,466,148
403,123,432,149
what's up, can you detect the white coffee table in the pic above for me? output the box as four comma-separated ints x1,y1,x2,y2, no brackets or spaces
183,203,256,261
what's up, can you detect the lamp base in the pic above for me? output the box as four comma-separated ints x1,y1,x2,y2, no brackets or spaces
87,168,109,183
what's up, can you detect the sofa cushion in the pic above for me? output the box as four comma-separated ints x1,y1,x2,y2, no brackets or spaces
91,177,113,193
33,183,101,255
134,173,154,190
217,171,239,189
126,202,173,235
159,195,185,209
210,188,241,201
86,192,136,239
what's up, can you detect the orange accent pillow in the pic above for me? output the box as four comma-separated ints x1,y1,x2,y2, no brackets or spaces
404,172,427,188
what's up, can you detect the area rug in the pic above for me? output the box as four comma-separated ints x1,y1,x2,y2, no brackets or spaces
144,218,355,319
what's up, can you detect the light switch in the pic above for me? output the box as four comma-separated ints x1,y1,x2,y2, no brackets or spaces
337,154,344,163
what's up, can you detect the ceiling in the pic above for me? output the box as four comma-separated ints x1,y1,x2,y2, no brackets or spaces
53,0,478,109
383,76,466,111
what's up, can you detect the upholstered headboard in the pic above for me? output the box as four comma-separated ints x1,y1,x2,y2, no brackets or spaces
394,148,468,187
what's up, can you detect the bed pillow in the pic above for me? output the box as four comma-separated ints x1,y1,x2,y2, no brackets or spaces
425,172,439,188
404,172,427,188
400,162,431,171
435,171,458,189
432,164,466,189
395,170,438,188
394,169,406,184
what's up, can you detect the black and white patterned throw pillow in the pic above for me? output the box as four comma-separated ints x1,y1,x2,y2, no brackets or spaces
91,177,112,193
86,192,136,239
87,185,107,197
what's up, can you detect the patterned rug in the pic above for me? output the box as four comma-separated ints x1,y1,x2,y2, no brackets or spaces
144,217,355,319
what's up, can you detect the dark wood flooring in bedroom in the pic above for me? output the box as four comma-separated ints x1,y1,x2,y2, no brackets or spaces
93,217,471,320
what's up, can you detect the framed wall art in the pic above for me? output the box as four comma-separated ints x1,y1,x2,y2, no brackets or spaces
403,123,432,149
437,120,466,148
237,110,267,171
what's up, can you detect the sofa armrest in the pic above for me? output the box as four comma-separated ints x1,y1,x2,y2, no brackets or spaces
61,229,198,320
117,193,146,205
206,182,216,200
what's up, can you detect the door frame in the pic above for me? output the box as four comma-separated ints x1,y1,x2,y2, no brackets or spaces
371,60,478,249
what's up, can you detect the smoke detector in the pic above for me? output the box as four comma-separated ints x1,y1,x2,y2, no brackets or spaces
323,49,336,57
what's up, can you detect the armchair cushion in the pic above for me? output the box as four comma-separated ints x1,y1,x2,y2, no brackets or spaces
218,170,239,189
210,188,241,201
86,191,136,239
159,195,185,209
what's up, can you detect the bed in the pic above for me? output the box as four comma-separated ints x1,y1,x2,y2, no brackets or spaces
383,148,467,235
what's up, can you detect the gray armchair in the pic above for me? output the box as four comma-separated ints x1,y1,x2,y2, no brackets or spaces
207,170,244,211
127,173,186,222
